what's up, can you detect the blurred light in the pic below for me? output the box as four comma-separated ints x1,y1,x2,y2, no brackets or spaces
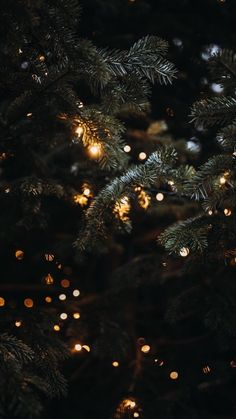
133,413,140,418
61,279,70,288
0,297,5,307
73,289,80,297
139,152,147,161
224,208,232,216
141,344,151,353
73,312,81,319
15,250,24,260
59,294,66,301
124,145,131,153
44,273,54,285
83,188,91,197
173,38,183,47
54,325,60,332
60,313,68,320
74,343,82,351
112,361,119,367
179,247,189,257
45,254,54,261
15,321,22,327
45,296,52,303
24,298,33,308
201,44,221,61
211,83,224,93
170,371,178,380
75,126,84,137
82,345,91,352
88,143,102,158
156,193,164,201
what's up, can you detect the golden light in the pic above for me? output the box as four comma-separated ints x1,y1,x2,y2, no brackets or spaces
220,176,226,185
224,208,232,216
75,126,84,137
133,413,140,418
73,193,88,206
124,145,131,153
88,143,102,158
45,254,54,261
83,187,91,197
15,321,22,327
208,210,213,215
179,247,190,257
156,192,164,202
137,189,151,209
61,279,70,288
139,152,147,161
74,343,82,352
15,250,24,260
73,312,81,319
26,112,32,117
112,361,119,367
170,371,178,380
45,296,52,303
24,298,33,308
59,294,66,301
114,196,130,222
39,55,45,61
73,289,80,297
44,273,54,285
141,344,151,353
82,345,91,352
60,313,68,320
54,325,60,332
0,297,5,307
123,399,136,409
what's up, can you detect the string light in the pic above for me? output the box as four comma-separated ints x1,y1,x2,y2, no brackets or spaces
179,247,190,257
112,361,119,367
83,187,91,197
15,250,24,260
75,126,84,138
139,152,147,161
24,298,33,308
61,279,70,288
224,208,232,216
54,325,60,332
141,344,151,353
73,312,80,319
74,343,82,351
39,55,45,61
124,145,131,153
203,365,211,374
15,321,22,327
208,210,213,215
123,399,136,409
114,196,130,222
44,273,54,285
88,143,102,158
26,112,32,117
60,313,68,320
73,289,80,297
45,296,52,303
156,192,164,201
135,187,150,209
59,294,66,301
133,413,139,418
0,297,5,307
219,176,227,185
82,345,91,352
170,371,179,380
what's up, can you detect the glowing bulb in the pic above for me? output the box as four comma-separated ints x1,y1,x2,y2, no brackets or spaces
224,208,232,216
83,188,91,197
156,193,164,201
141,344,151,353
208,210,213,215
45,254,54,261
44,273,54,285
26,112,32,117
61,279,70,288
15,321,22,327
202,366,211,374
170,371,178,380
220,176,226,185
133,413,139,418
60,313,68,320
112,361,119,367
168,180,174,186
75,126,84,137
24,298,33,308
124,145,131,153
15,250,24,260
73,289,80,297
0,297,5,307
124,399,136,409
88,143,102,158
74,343,82,351
82,345,91,352
39,55,45,61
139,152,147,160
59,294,66,301
45,296,52,303
73,312,81,319
54,325,60,332
179,247,189,257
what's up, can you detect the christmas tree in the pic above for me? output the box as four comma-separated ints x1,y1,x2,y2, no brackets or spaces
1,1,236,419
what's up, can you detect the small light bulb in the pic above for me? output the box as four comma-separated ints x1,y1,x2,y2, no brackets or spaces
220,176,226,185
141,344,151,353
73,312,81,319
15,321,22,327
44,273,54,285
24,298,33,308
60,313,68,320
75,126,84,137
139,152,147,160
88,144,102,158
61,279,70,288
112,361,119,367
15,250,24,260
83,188,91,196
74,343,82,351
73,289,80,297
170,371,178,380
54,325,60,332
59,294,66,301
224,208,232,216
208,210,213,215
45,254,54,261
0,297,5,307
133,413,140,418
156,193,164,201
124,145,131,153
82,345,91,352
45,296,52,303
179,247,189,257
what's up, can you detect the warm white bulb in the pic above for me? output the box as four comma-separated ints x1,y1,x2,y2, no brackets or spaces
139,152,147,160
73,289,80,297
124,145,131,153
60,313,68,320
59,294,66,301
179,247,189,257
156,193,164,201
